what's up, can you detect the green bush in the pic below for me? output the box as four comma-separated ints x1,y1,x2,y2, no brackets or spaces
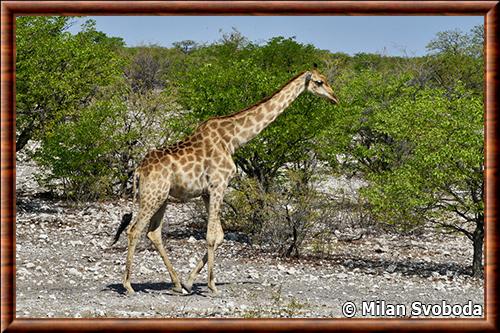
16,17,125,152
34,99,125,200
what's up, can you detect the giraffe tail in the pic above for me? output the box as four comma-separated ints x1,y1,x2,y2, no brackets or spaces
110,170,139,246
111,213,132,245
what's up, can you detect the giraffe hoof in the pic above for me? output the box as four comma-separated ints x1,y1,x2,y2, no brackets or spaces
181,281,193,294
124,283,135,295
208,285,220,295
172,285,184,294
207,289,222,298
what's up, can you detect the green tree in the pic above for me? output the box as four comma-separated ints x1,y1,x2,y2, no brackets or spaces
333,71,484,276
16,16,130,198
16,17,125,152
33,87,188,200
363,84,483,276
424,25,484,94
123,45,185,93
321,69,413,174
34,98,127,199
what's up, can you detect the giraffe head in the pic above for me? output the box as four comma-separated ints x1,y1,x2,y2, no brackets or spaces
305,70,339,104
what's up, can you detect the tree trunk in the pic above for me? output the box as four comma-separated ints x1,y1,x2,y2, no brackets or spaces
471,216,484,277
285,224,298,257
16,123,35,152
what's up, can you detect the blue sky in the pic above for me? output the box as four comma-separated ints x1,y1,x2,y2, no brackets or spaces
71,16,483,56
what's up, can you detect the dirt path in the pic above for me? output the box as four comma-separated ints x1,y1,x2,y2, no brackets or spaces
15,195,483,318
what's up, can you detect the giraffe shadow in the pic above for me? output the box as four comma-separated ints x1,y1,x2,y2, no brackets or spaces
16,196,59,214
104,280,259,296
166,228,205,241
166,228,252,245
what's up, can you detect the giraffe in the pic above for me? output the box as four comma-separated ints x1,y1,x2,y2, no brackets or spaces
112,69,338,295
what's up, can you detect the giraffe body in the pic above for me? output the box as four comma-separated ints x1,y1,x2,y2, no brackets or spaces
115,69,338,295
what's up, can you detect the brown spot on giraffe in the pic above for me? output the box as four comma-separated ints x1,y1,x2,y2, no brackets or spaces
194,164,202,174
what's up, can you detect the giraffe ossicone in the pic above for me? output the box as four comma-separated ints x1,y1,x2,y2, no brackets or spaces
112,69,338,295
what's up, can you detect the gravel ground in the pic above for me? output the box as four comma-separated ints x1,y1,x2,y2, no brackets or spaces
15,152,484,318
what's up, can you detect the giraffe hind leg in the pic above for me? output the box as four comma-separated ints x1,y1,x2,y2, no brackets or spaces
123,190,169,294
123,211,149,294
146,201,183,293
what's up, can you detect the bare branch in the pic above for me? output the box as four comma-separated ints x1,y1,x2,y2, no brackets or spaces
427,218,473,240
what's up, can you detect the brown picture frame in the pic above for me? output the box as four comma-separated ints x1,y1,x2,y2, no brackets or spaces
1,1,498,332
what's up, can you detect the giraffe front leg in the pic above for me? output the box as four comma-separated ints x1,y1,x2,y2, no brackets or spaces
206,218,224,294
183,234,224,293
207,244,217,293
182,225,224,294
183,190,225,294
202,190,224,295
183,253,207,293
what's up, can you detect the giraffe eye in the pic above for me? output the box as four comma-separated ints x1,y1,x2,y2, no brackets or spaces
315,80,324,85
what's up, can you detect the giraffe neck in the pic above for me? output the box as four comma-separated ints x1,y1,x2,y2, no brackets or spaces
229,72,308,151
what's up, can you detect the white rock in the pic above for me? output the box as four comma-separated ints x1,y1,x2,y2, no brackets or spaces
68,268,81,276
95,309,106,316
188,236,197,243
139,265,153,275
387,264,397,273
26,262,35,269
435,282,445,291
188,256,198,268
70,240,84,247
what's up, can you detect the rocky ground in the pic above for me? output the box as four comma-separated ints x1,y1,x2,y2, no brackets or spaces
15,153,484,318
